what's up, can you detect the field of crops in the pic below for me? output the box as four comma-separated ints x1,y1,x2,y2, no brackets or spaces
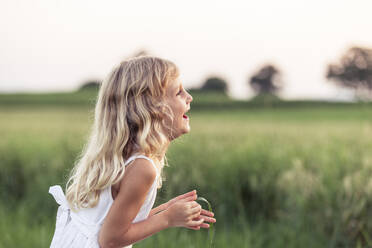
1,91,372,248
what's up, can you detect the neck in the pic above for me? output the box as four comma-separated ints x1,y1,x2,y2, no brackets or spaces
156,141,170,162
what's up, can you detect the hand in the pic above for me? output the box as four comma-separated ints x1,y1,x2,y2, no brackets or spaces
163,190,216,230
165,190,197,209
186,209,216,230
164,198,204,228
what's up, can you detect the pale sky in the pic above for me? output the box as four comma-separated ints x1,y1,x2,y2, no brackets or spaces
1,0,371,100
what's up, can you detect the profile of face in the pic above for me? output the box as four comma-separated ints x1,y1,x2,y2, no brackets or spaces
164,77,193,140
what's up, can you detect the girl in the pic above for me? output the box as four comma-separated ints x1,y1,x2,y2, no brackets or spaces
48,56,216,248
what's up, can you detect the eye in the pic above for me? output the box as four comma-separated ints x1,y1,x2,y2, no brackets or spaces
176,89,183,96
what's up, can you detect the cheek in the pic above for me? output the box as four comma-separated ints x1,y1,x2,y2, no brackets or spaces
163,105,180,127
170,102,183,116
163,99,186,127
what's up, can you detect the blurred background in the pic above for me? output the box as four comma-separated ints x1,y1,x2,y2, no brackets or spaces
1,0,372,247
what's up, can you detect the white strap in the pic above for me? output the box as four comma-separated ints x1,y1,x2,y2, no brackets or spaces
125,155,159,176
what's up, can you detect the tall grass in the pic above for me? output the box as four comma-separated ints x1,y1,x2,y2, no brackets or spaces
1,102,372,247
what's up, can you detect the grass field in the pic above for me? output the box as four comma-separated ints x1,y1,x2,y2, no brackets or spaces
1,91,372,247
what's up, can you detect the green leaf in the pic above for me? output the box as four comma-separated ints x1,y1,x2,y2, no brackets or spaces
197,196,215,248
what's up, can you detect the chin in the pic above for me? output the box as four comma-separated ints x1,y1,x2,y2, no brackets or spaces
170,126,190,140
182,124,191,134
180,129,190,136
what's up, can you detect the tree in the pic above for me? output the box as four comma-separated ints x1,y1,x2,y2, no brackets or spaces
249,64,283,96
201,77,228,93
326,46,372,100
79,80,100,91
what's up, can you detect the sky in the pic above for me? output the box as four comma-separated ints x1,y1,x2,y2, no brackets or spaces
1,0,371,100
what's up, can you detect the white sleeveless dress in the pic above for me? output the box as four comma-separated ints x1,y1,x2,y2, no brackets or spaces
49,155,159,248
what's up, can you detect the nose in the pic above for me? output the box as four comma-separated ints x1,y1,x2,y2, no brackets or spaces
186,91,193,104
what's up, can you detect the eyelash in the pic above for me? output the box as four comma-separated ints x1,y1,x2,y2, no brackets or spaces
177,89,182,95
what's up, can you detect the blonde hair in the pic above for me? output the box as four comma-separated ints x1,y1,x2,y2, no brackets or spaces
66,56,179,210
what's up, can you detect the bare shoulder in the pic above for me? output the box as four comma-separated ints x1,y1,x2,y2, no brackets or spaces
114,158,157,195
124,158,157,182
111,158,157,200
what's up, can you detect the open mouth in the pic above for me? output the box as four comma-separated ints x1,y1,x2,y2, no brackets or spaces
183,108,190,120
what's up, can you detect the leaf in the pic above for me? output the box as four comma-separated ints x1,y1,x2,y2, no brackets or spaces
197,196,215,248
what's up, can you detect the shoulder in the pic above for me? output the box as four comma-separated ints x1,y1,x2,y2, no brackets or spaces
112,157,157,204
122,157,157,186
112,157,157,200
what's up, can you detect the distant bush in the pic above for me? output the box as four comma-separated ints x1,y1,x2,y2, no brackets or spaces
79,80,100,91
200,77,228,94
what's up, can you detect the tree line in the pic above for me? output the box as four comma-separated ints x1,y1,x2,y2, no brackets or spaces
80,46,372,101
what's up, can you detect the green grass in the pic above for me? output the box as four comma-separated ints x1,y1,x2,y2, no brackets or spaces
1,91,372,247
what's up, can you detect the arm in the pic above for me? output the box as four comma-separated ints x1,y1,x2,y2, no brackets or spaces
117,203,216,245
110,208,170,246
98,159,205,248
148,203,168,217
99,158,158,248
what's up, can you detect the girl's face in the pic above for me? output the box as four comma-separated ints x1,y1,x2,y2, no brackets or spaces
164,78,193,140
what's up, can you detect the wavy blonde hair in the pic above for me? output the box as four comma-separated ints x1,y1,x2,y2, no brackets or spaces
66,56,179,210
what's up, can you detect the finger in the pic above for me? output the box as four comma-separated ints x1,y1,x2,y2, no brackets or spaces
198,215,216,223
200,209,214,217
178,190,196,199
190,205,201,214
185,201,199,209
173,191,195,202
189,201,200,208
190,211,201,221
173,194,195,203
188,209,201,221
189,218,210,228
199,223,210,229
191,202,201,210
186,225,201,230
188,218,204,226
179,194,197,203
